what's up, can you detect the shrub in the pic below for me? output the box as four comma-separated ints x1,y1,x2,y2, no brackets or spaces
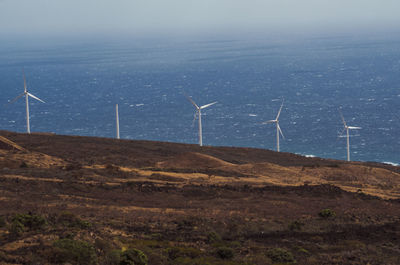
296,247,310,255
207,231,222,244
167,247,181,260
149,233,163,240
57,211,92,229
319,209,336,218
104,249,122,265
120,248,148,265
9,213,47,234
267,248,296,263
288,220,304,231
228,241,241,248
9,220,25,237
52,238,97,265
0,251,7,261
173,256,213,265
216,246,234,260
0,216,6,227
166,246,201,260
94,238,113,253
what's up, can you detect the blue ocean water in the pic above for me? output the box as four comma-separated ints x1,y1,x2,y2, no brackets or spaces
0,33,399,164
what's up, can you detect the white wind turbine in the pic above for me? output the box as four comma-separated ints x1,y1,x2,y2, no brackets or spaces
339,110,361,161
115,104,120,139
185,94,217,146
263,100,284,152
9,71,45,134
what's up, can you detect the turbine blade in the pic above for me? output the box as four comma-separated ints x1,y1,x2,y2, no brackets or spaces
184,93,199,109
262,120,276,124
348,126,361,130
278,123,285,139
200,101,217,109
336,127,346,142
276,100,284,120
27,92,45,103
338,109,347,127
23,69,27,92
8,93,25,104
191,111,198,127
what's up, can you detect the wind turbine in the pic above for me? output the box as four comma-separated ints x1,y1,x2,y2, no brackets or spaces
339,110,361,161
116,104,120,139
9,71,45,134
263,100,284,152
185,94,217,146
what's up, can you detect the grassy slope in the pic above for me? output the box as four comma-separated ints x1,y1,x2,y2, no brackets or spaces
0,131,400,265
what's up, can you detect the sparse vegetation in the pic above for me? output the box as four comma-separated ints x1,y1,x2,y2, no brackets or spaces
215,246,234,260
8,213,47,236
319,208,336,218
120,248,148,265
207,231,222,244
9,219,24,237
1,131,400,264
0,216,6,227
166,246,201,260
56,211,92,229
289,220,304,231
267,248,296,264
51,238,97,265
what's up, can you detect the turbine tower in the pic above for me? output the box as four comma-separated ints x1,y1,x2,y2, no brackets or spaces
185,94,217,146
116,104,120,139
339,110,361,161
9,71,45,134
263,100,284,152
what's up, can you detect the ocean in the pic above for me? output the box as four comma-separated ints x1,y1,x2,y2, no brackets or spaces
0,33,399,164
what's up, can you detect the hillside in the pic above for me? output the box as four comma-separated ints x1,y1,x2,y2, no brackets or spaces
0,130,399,265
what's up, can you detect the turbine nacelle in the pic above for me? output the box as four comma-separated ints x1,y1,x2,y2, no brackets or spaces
184,93,217,146
338,109,361,161
8,71,45,134
263,99,285,152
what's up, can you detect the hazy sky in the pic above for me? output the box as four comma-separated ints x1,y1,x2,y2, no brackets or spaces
1,0,399,36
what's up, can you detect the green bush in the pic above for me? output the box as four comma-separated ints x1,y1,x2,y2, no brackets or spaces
216,246,234,260
57,211,92,229
9,220,25,237
266,248,296,263
52,238,97,265
120,248,148,265
319,209,336,218
12,213,47,230
296,246,309,255
207,231,222,244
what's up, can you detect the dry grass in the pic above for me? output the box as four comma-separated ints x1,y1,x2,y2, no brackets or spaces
1,131,400,264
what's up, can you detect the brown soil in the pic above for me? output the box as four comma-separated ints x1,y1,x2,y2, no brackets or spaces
0,130,399,265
